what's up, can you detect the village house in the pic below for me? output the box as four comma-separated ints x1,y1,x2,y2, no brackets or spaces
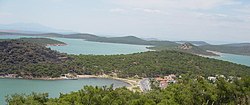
155,74,177,89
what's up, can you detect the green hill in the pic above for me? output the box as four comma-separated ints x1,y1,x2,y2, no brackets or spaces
0,40,69,78
148,43,217,56
201,43,250,56
0,38,66,46
69,50,250,77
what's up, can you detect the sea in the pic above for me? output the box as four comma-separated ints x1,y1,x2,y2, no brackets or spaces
0,78,130,104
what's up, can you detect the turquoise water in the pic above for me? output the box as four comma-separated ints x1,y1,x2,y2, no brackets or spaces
48,37,150,55
0,78,130,104
0,35,150,55
211,53,250,66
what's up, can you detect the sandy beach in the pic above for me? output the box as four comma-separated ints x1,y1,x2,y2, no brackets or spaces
76,74,141,91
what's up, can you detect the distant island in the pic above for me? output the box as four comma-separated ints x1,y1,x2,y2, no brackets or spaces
1,31,250,56
201,43,250,56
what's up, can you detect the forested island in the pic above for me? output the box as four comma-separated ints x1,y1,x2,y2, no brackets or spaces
201,43,250,56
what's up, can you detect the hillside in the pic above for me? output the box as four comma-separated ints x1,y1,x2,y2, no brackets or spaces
148,43,217,56
0,40,69,78
176,41,210,46
69,50,250,77
0,38,66,46
1,40,250,79
87,36,151,45
201,43,250,56
177,43,218,56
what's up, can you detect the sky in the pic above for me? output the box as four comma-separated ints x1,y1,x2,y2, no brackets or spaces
0,0,250,43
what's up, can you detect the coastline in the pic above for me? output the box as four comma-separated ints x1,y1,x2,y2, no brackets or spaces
0,75,141,91
198,50,222,57
76,75,140,91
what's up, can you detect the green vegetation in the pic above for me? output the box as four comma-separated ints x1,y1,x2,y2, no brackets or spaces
1,38,250,105
68,50,250,77
6,75,250,105
175,41,210,46
1,40,250,78
148,43,217,56
0,40,69,78
201,43,250,56
19,38,66,46
0,38,66,46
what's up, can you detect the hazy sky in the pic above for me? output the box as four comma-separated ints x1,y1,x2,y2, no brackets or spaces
0,0,250,43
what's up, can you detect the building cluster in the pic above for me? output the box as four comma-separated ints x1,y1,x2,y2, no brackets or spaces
208,75,239,83
155,74,177,89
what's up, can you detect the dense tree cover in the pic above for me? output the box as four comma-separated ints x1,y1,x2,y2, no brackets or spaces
147,43,217,56
0,40,69,78
0,38,66,46
68,50,250,77
1,40,250,78
6,75,250,105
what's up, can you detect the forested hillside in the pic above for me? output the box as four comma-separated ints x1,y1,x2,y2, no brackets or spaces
1,40,250,79
0,38,66,46
201,43,250,56
148,43,217,56
69,50,250,77
0,40,69,77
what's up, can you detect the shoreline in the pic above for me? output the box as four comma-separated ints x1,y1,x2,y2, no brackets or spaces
77,75,140,91
198,50,222,57
0,75,141,91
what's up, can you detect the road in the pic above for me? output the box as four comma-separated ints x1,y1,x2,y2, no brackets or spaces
139,78,151,92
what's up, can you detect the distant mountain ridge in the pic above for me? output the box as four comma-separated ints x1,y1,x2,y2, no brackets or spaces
0,23,75,34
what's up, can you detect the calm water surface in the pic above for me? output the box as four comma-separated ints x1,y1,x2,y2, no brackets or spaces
0,78,130,104
0,35,150,55
211,53,250,66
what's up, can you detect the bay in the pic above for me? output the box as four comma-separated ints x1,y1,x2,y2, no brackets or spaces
0,35,150,55
0,78,130,104
211,53,250,67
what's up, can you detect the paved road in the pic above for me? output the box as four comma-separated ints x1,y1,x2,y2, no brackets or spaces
139,78,151,92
